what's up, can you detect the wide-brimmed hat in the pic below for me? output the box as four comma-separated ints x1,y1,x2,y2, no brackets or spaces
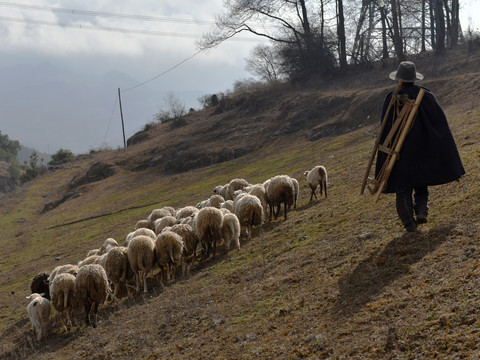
389,61,424,82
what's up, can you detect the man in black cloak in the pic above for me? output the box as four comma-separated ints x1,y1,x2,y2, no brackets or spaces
375,61,465,232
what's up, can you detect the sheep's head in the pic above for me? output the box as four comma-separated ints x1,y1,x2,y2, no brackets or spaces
303,171,309,179
213,185,223,194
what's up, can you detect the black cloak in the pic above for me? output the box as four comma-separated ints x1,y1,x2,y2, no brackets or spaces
375,83,465,193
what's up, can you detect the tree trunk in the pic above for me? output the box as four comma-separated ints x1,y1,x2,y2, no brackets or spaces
421,0,427,51
380,5,389,59
435,0,446,53
337,0,347,69
390,0,405,60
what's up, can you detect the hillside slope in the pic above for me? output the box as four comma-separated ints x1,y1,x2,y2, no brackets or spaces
1,45,480,359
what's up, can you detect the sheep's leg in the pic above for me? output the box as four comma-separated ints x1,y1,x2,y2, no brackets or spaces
85,302,91,326
248,225,252,240
135,272,140,293
269,204,273,221
92,302,99,328
235,234,240,250
283,201,288,220
142,271,148,294
324,181,328,198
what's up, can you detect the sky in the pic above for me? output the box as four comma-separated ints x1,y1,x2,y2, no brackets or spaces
0,0,478,154
0,0,264,154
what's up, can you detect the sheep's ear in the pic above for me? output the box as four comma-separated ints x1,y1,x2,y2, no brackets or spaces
303,171,308,176
39,293,45,297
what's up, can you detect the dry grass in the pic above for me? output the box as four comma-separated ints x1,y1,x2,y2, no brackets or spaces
1,45,480,359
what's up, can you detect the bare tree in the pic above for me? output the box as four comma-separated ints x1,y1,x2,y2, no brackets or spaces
245,44,281,81
199,0,336,80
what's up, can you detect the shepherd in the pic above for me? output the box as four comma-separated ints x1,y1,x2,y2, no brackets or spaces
375,61,465,232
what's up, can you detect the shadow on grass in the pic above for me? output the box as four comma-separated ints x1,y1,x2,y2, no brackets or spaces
333,222,456,317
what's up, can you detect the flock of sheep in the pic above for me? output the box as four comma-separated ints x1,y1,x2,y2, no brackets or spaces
25,165,328,342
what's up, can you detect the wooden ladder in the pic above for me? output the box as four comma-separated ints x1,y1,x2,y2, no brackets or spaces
360,82,425,202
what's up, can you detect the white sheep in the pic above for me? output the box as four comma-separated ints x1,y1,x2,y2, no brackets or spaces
153,215,177,235
105,246,133,301
175,205,199,221
98,238,119,255
289,176,299,209
78,255,100,267
74,264,110,328
205,194,225,208
135,219,152,230
194,206,224,259
222,212,241,251
48,264,79,284
234,193,264,240
225,178,250,200
86,248,100,257
147,208,172,228
125,227,156,247
265,175,295,220
304,165,328,201
127,235,156,294
26,293,51,341
94,253,109,269
220,200,235,213
179,214,196,227
245,183,268,217
168,223,199,277
213,184,228,199
155,231,184,288
49,272,76,331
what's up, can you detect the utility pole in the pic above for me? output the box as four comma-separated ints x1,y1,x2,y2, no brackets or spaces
118,88,126,148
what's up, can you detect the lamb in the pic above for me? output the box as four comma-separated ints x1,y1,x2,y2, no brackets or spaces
127,235,156,293
304,165,328,201
175,206,199,221
168,223,199,277
125,227,156,247
222,212,241,251
48,264,79,284
49,272,76,330
155,231,184,288
30,271,50,300
26,293,51,341
265,175,295,220
234,193,264,240
74,264,110,327
154,215,177,235
105,246,133,301
194,206,224,259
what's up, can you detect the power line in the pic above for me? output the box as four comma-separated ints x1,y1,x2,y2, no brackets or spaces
121,49,206,93
0,16,203,38
0,1,216,25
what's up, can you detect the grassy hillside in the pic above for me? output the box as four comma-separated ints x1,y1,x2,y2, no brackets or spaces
1,45,480,359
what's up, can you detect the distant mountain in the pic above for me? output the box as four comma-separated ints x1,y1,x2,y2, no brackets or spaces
0,63,205,155
17,146,52,166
